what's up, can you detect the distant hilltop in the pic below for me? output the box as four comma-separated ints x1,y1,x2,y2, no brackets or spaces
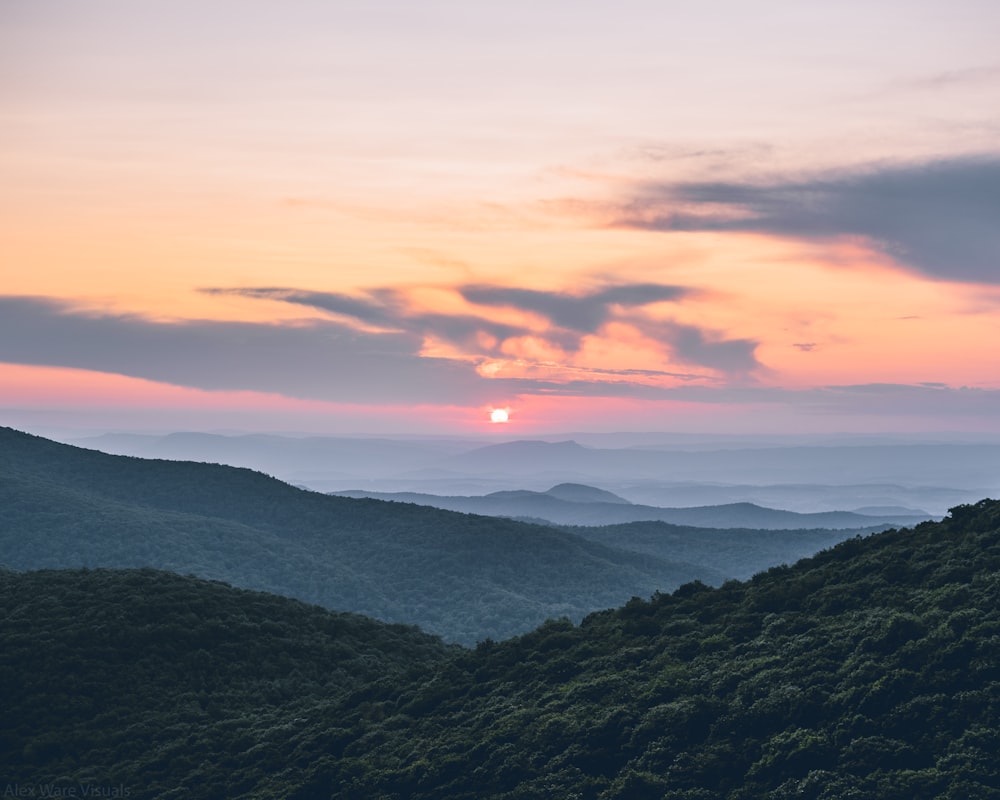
64,429,998,516
333,484,934,530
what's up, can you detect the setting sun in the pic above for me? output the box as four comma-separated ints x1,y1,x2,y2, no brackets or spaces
490,408,510,424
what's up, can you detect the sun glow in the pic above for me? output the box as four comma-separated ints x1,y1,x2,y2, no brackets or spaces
490,408,510,424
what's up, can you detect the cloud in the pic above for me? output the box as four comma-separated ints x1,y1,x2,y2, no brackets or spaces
642,320,760,374
617,156,1000,283
206,286,527,355
6,295,1000,429
0,296,506,404
459,283,689,333
453,283,763,373
0,287,765,407
650,381,1000,421
900,65,1000,92
804,382,1000,419
203,287,400,328
208,281,753,376
0,295,733,405
215,281,759,376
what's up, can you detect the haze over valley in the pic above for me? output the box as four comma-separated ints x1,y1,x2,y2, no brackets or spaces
70,428,999,518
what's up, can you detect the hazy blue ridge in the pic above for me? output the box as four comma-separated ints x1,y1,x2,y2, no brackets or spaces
0,426,729,643
332,486,931,529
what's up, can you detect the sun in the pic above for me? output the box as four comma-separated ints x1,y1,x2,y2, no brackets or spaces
490,408,510,424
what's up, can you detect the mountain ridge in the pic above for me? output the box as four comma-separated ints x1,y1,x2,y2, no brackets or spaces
67,429,998,514
0,426,730,643
3,500,1000,797
332,486,931,529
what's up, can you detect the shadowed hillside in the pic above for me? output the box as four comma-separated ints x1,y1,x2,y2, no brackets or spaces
0,427,726,643
0,568,452,795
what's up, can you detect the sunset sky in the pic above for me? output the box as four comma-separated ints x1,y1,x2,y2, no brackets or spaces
3,1,999,435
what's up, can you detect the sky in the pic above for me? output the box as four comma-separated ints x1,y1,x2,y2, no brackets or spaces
2,0,1000,436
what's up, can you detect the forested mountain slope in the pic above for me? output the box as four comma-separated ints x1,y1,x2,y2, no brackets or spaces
3,501,1000,798
268,499,1000,799
565,520,858,580
0,569,453,796
0,426,723,643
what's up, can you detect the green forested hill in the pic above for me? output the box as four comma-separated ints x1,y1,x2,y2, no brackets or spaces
3,501,1000,798
0,426,725,642
565,520,855,580
292,499,997,800
0,569,452,796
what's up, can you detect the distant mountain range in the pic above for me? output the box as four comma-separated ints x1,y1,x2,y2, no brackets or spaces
70,430,999,515
2,426,864,643
333,483,932,529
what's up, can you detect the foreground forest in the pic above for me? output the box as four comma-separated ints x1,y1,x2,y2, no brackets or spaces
0,426,859,643
2,499,1000,798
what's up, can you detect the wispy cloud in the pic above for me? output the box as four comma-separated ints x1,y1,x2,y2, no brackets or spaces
206,286,527,355
202,287,399,328
615,156,1000,284
898,64,1000,92
652,381,1000,420
205,281,756,377
0,296,495,404
458,283,689,334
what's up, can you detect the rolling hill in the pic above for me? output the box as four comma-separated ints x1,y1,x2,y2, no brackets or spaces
3,500,1000,797
1,426,727,643
333,485,930,529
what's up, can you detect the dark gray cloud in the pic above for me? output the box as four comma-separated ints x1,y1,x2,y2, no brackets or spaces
453,283,761,372
618,156,1000,283
6,296,1000,425
459,283,688,332
0,277,759,408
203,287,400,327
0,296,725,404
405,313,525,354
208,282,729,372
0,296,512,404
638,319,761,374
220,282,755,375
205,287,527,356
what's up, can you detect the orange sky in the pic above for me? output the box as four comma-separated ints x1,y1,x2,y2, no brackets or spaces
3,1,1000,434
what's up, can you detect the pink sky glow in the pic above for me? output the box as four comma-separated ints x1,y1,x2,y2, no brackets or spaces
3,1,1000,435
